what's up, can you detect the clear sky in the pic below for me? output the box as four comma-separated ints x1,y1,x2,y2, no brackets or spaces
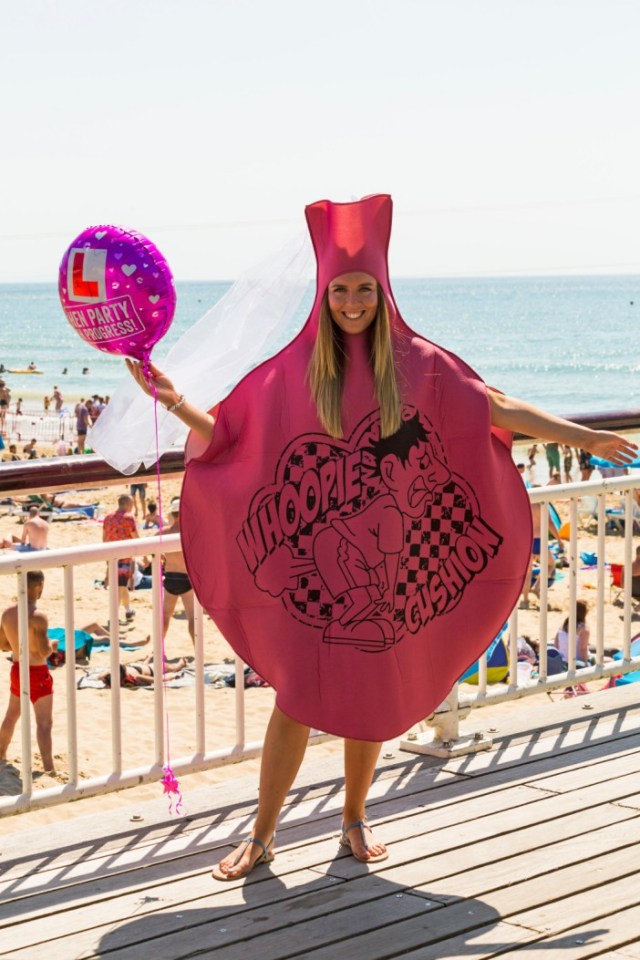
2,0,639,281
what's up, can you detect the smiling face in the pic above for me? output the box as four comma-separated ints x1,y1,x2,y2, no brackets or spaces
327,272,379,336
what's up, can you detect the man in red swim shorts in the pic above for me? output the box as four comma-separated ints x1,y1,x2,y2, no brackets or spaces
0,570,55,772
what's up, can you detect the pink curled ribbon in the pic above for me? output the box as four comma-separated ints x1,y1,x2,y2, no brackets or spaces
143,358,183,815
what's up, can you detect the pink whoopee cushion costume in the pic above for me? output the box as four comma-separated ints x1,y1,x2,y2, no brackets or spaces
181,195,532,741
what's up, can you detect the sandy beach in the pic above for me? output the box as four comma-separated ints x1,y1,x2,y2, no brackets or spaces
0,442,636,835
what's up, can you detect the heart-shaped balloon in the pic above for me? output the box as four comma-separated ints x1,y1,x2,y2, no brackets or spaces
58,225,176,362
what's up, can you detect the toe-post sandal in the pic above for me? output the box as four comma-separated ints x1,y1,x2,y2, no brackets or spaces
340,819,388,863
211,834,275,881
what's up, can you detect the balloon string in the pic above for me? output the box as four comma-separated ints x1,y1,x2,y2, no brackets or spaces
143,359,183,816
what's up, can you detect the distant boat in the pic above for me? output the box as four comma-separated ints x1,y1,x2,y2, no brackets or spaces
6,368,43,374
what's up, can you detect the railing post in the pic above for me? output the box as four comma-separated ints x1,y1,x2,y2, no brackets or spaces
400,683,492,758
17,570,33,795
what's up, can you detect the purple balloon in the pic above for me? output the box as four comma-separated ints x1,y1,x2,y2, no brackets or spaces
58,225,176,362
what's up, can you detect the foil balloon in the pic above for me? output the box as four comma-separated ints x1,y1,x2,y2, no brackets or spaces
58,226,176,361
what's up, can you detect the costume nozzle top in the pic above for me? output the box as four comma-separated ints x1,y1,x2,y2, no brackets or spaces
305,195,394,315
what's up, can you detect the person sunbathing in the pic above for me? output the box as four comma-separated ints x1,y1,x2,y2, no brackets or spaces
98,655,189,687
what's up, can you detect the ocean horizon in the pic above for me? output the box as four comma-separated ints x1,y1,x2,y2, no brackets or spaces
1,274,638,417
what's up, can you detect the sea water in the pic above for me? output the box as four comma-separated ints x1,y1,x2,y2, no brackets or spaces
0,275,638,415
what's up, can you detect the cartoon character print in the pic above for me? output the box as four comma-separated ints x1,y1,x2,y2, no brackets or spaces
236,406,503,653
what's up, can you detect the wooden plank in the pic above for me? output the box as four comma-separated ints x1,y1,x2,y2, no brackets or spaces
2,712,637,893
4,775,638,956
415,816,640,904
0,758,459,886
321,773,640,881
4,724,639,900
612,793,640,811
257,856,640,960
2,704,638,884
391,905,640,960
4,889,437,960
442,719,640,780
0,868,349,958
509,868,640,934
526,748,640,794
2,764,635,930
503,902,640,960
3,757,639,940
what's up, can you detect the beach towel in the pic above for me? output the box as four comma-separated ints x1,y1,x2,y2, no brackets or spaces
181,195,532,741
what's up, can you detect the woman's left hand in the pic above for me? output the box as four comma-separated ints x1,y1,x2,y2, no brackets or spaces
582,431,638,466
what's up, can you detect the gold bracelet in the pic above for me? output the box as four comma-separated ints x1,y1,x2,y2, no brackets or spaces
165,394,186,412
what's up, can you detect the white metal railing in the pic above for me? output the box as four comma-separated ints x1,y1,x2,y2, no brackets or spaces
2,473,640,812
402,473,640,756
0,534,331,816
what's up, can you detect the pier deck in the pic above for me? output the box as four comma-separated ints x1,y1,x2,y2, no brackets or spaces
2,686,640,959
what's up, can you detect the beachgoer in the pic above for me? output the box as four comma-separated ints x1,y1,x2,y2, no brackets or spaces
53,386,63,412
1,506,49,552
0,379,11,432
43,395,50,411
102,494,139,621
55,438,70,457
76,399,92,454
620,545,640,600
161,497,195,646
0,571,55,772
98,655,188,688
7,444,20,461
579,448,595,480
544,442,560,480
516,462,531,488
521,501,558,608
22,439,37,459
91,396,106,420
27,362,36,372
142,501,160,529
133,557,153,590
129,482,148,519
15,398,22,416
126,195,637,880
562,445,573,483
553,600,590,667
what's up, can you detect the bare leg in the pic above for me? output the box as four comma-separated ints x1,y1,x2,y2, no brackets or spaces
212,705,310,879
182,591,195,645
33,695,54,772
162,591,178,637
521,554,534,607
118,585,131,613
342,738,386,860
0,696,21,761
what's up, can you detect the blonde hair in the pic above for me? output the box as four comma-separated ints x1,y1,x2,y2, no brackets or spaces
308,286,401,438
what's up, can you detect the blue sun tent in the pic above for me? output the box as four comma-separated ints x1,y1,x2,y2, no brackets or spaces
611,635,640,686
459,624,509,685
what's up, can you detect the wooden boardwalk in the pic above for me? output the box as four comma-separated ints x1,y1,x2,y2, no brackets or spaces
2,686,640,960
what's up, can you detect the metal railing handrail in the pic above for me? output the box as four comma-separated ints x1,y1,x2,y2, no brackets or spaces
2,408,640,497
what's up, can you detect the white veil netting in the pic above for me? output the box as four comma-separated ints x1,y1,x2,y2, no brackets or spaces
89,231,315,475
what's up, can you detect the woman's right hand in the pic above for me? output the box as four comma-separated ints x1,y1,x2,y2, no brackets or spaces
126,359,181,409
126,358,216,444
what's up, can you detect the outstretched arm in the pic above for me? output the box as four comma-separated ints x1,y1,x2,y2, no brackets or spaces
126,360,215,445
488,389,638,467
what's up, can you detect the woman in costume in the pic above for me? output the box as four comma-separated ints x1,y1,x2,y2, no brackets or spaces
127,195,635,880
